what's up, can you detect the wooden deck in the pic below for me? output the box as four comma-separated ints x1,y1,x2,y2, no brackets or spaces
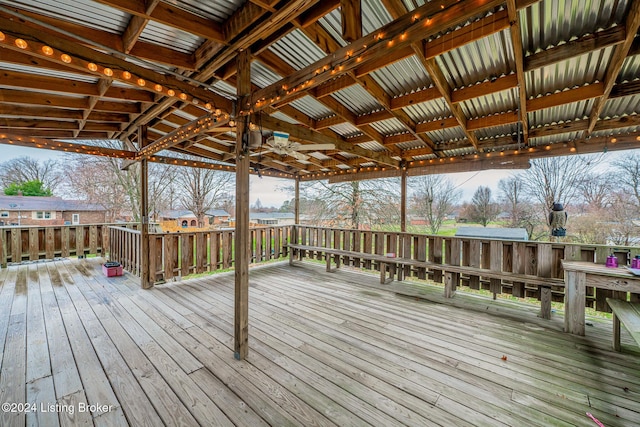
1,259,639,427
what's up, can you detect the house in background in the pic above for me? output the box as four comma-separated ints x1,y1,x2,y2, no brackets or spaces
250,212,295,226
0,195,107,226
159,209,231,231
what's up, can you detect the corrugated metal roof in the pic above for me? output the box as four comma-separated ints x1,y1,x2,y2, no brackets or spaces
370,56,433,97
519,0,628,55
426,127,467,143
402,98,451,123
592,124,640,138
529,131,583,146
316,9,348,48
269,30,327,70
0,62,99,84
171,0,240,22
525,48,614,97
437,30,514,88
441,146,477,157
330,122,362,137
475,123,519,140
139,20,204,54
396,140,426,150
601,95,640,118
5,0,128,34
528,99,595,127
269,111,301,125
289,96,335,121
357,140,386,151
362,0,393,35
460,88,518,119
618,56,640,83
251,61,282,88
331,85,383,115
369,118,407,135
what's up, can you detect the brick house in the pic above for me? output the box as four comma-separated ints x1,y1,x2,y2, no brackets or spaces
0,195,107,226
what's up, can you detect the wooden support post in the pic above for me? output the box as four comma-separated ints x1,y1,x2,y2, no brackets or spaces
234,48,251,361
294,175,300,225
400,169,407,232
139,125,152,289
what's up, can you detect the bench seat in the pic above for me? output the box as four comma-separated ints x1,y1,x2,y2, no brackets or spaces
288,243,563,319
606,298,640,351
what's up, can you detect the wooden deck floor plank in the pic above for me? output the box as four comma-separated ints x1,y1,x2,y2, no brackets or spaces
26,264,52,383
259,266,640,399
0,266,17,369
251,267,639,425
38,263,85,400
87,273,267,427
0,266,27,427
45,262,124,419
26,376,60,427
59,260,188,426
57,389,94,427
63,261,233,427
180,274,544,427
157,285,341,427
3,258,640,426
202,276,569,427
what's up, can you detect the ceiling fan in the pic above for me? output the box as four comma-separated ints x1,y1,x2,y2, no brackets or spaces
249,131,334,161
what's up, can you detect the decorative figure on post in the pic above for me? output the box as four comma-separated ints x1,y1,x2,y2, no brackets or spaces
549,202,567,240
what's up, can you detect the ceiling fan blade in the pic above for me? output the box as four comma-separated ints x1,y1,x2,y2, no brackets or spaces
249,149,273,156
295,143,335,151
289,151,309,161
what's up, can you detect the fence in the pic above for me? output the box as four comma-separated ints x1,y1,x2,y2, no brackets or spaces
0,223,137,267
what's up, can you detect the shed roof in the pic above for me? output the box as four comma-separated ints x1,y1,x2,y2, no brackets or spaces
0,0,638,181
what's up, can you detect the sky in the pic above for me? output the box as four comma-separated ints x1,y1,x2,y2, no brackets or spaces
2,145,638,208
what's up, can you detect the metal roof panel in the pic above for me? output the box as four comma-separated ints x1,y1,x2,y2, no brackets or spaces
601,94,640,118
528,99,595,127
269,29,327,70
331,85,383,115
138,20,204,54
402,98,451,123
370,56,433,97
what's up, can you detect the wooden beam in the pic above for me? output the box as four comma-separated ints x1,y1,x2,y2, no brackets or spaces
390,87,442,110
524,25,627,72
0,19,232,113
0,133,136,158
139,126,152,289
341,0,362,42
585,0,640,136
400,168,407,232
507,0,529,144
451,74,518,104
235,48,251,361
255,113,400,167
92,0,224,42
527,83,604,112
252,0,505,109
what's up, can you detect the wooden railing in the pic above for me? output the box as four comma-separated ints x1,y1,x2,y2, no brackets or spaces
109,226,291,283
0,223,137,267
292,225,640,313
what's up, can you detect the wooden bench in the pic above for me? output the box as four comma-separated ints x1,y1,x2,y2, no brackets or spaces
606,298,640,351
288,244,564,319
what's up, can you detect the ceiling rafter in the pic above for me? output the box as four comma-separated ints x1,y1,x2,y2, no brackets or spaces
506,0,529,144
584,0,640,137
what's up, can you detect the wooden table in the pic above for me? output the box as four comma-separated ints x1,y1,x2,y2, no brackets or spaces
562,261,640,335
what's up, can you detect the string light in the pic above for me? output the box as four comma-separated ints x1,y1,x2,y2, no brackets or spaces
87,63,98,72
122,71,131,80
137,78,146,87
60,54,71,63
0,31,4,41
103,68,113,77
15,38,27,49
41,45,53,56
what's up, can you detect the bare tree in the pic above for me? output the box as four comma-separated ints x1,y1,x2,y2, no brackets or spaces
522,156,596,210
577,171,613,209
613,153,640,207
177,168,234,227
300,178,400,229
469,186,499,226
0,156,63,194
410,175,461,234
498,176,526,227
